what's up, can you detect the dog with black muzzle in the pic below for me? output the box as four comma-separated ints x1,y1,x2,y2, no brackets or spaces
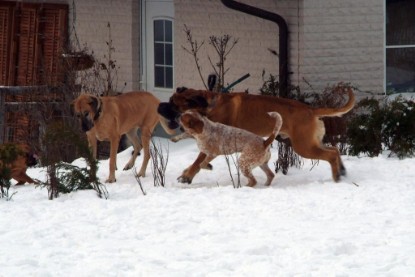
158,86,355,184
72,91,175,183
0,143,39,185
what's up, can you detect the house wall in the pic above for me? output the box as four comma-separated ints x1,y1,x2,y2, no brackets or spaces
27,0,385,95
174,0,300,93
175,0,385,95
300,0,384,94
27,0,140,93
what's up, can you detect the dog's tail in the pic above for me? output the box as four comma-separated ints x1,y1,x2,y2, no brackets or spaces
264,112,283,148
158,115,177,135
312,88,355,117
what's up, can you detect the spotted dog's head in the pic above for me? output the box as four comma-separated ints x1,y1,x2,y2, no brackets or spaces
179,110,205,136
157,87,211,130
72,94,102,132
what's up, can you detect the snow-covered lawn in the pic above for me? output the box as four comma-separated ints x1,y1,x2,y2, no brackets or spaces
1,138,414,276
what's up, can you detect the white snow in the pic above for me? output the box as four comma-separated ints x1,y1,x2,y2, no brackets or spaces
1,138,415,276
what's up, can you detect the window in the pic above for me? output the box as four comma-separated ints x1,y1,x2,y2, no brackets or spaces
386,0,415,94
154,19,173,88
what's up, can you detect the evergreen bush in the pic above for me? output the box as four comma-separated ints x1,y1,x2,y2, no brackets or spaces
346,96,415,158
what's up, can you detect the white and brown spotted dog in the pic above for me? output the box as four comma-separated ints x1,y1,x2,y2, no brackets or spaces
179,110,283,187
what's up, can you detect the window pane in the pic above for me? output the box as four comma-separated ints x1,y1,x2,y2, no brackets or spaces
155,66,165,87
386,48,415,93
154,20,164,41
165,44,172,66
154,43,164,65
166,67,173,88
386,0,415,45
165,20,172,42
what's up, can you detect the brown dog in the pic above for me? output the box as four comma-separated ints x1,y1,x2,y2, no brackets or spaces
180,110,283,187
0,144,38,185
158,87,355,183
72,91,175,183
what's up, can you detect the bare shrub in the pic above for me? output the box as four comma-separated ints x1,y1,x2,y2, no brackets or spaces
133,166,146,196
149,138,169,187
182,25,239,92
224,152,242,189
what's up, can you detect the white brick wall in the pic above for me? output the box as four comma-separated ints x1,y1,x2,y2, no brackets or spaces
175,0,385,94
300,0,384,93
175,0,298,93
30,0,140,93
72,0,140,92
30,0,385,96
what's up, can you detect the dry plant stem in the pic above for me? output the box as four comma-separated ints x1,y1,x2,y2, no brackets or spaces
149,138,169,187
182,25,208,90
224,152,242,189
133,166,146,195
208,35,238,90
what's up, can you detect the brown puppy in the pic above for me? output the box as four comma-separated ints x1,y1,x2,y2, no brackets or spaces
0,144,38,185
180,110,283,187
158,87,355,183
72,91,175,183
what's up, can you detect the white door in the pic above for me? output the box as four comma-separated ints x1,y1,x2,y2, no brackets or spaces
141,0,174,102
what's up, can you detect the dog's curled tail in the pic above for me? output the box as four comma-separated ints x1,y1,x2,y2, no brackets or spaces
313,87,355,117
158,115,177,135
264,112,283,148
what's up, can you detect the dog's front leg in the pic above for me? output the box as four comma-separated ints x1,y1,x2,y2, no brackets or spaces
106,136,120,183
178,152,207,184
171,132,193,143
86,129,97,160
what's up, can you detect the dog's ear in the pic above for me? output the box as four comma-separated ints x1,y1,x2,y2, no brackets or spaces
187,96,208,108
88,96,99,113
176,87,188,93
188,116,204,134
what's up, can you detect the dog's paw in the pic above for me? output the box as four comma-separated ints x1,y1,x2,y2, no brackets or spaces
105,176,116,183
177,175,192,184
201,163,213,170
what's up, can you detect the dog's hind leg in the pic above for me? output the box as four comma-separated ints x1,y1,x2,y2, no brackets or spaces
200,155,215,170
326,145,346,176
14,173,37,185
259,163,275,186
292,139,343,182
107,136,120,183
124,128,141,171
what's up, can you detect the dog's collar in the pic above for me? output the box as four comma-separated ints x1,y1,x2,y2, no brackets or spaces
93,97,103,121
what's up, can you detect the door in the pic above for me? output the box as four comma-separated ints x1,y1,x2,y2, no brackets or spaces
141,0,174,102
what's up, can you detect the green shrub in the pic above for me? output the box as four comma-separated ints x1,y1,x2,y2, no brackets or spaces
347,96,415,159
382,97,415,158
347,98,384,157
40,121,107,199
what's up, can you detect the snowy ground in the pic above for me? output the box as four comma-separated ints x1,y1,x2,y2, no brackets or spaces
1,138,414,276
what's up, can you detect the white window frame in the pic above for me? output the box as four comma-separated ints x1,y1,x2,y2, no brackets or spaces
384,0,415,95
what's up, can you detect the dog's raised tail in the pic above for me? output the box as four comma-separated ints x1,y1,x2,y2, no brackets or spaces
313,87,355,117
263,112,283,148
